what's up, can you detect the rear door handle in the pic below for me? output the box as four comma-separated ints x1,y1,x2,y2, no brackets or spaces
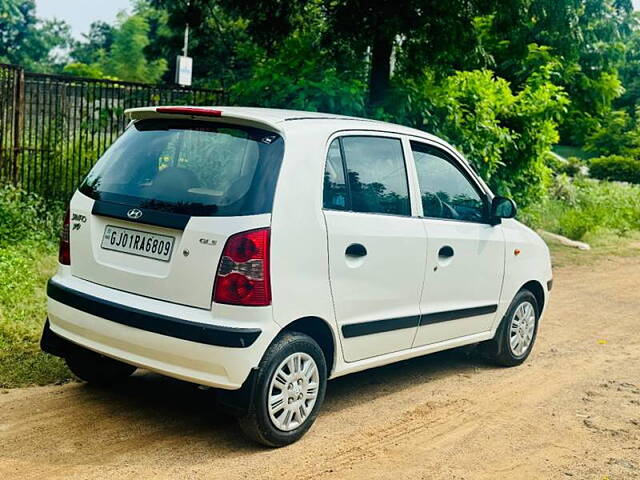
346,243,367,257
438,245,454,259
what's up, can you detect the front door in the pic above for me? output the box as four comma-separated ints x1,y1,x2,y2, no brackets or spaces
408,141,505,347
323,135,426,362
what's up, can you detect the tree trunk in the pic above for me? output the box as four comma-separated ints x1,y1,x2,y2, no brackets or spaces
368,30,393,107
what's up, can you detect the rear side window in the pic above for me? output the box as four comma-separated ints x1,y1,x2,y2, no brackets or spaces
323,139,348,210
80,119,284,216
323,136,410,216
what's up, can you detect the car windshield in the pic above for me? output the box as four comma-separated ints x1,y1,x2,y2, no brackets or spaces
80,119,284,216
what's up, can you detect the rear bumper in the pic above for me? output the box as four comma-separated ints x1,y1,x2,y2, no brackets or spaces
47,280,261,348
44,272,278,389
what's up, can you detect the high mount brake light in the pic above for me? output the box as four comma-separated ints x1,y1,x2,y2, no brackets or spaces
213,228,271,306
59,209,71,265
155,107,222,117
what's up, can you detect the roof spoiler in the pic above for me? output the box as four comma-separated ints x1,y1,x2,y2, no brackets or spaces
124,106,284,133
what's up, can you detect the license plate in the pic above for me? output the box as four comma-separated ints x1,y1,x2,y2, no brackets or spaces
101,225,174,262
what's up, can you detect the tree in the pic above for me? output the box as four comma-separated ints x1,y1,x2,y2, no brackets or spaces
217,0,487,107
69,21,115,65
101,12,167,83
0,0,72,71
146,0,256,88
484,0,634,144
66,10,168,83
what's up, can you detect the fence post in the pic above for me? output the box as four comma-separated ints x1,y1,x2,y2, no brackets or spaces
11,67,24,185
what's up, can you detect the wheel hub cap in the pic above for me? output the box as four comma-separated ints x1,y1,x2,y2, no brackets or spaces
509,301,536,357
268,352,319,432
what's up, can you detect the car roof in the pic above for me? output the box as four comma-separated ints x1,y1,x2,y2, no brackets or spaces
125,105,441,141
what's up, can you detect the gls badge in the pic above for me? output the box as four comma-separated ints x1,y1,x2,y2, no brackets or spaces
199,238,217,246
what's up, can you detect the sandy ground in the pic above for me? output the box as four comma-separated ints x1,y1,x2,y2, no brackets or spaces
0,255,639,480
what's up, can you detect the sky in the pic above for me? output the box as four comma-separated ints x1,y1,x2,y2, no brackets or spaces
35,0,640,40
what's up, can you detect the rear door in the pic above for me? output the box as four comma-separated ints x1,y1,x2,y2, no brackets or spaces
69,118,284,309
408,141,505,346
323,134,426,362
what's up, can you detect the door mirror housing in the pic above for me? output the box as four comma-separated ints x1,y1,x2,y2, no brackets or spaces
490,196,517,224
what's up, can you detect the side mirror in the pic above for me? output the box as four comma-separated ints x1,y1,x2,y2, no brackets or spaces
490,196,517,224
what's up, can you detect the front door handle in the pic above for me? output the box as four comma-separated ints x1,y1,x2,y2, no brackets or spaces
346,243,367,257
438,245,454,259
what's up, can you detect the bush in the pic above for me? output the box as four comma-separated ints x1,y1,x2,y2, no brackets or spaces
0,185,64,247
589,155,640,184
388,63,568,207
521,178,640,240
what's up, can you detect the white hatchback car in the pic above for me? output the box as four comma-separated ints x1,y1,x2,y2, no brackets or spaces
42,106,552,446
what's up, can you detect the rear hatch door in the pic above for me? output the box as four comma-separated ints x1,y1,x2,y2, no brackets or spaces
69,116,284,309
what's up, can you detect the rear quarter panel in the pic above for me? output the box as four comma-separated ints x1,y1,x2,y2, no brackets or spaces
269,123,339,349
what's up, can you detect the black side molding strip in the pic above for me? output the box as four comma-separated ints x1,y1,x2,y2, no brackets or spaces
342,315,420,338
419,304,498,326
341,305,498,338
47,280,261,348
92,200,191,231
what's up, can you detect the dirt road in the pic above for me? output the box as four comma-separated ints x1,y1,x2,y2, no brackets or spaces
1,255,639,479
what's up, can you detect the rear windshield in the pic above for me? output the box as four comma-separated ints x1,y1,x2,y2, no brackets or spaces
80,119,284,216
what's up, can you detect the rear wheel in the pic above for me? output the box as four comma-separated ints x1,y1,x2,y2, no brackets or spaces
65,347,137,385
481,289,539,367
238,332,327,447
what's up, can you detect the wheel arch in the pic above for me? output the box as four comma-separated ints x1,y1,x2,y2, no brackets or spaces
281,316,336,376
520,280,545,313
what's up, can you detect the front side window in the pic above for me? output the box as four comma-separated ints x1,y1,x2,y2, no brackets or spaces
80,119,284,216
411,142,486,222
340,136,410,216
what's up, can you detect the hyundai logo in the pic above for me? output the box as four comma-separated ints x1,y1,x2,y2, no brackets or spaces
127,208,143,220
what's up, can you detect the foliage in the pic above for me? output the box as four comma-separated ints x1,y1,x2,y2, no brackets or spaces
0,186,71,388
584,109,640,157
0,0,72,72
521,177,640,240
388,65,568,206
69,21,115,66
66,10,168,83
554,156,586,177
589,155,640,184
145,0,255,88
485,0,634,146
231,31,367,115
0,185,62,246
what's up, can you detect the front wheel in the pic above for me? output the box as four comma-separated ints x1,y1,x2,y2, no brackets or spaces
238,332,327,447
480,289,540,367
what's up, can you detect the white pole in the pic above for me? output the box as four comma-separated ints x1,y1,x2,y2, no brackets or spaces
183,23,189,57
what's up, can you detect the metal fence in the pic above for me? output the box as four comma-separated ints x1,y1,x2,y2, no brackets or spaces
0,64,227,201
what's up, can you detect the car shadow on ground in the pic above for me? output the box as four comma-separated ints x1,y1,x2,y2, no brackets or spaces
65,346,498,452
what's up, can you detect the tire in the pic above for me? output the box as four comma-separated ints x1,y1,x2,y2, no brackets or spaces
238,332,327,447
65,346,137,385
480,289,540,367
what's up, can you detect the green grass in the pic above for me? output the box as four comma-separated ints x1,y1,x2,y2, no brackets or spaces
0,185,72,389
520,177,640,241
0,243,72,389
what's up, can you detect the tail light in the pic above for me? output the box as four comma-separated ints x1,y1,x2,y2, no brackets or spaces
58,209,71,265
213,228,271,306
